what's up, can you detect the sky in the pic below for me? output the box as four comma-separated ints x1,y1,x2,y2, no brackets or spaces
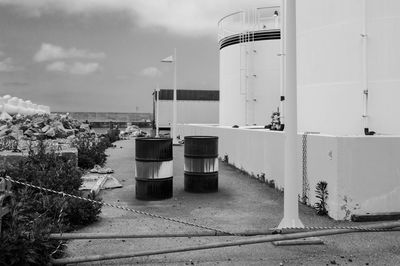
0,0,277,112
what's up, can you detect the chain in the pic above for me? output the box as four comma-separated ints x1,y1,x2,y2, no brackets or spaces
4,176,239,236
4,176,394,236
275,225,393,232
301,133,309,204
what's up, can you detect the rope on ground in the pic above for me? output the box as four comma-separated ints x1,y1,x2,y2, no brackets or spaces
3,176,240,236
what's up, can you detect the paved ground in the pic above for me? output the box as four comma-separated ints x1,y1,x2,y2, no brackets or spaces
65,139,400,265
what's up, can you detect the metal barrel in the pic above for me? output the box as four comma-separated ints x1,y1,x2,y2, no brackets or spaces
135,137,173,200
184,136,218,193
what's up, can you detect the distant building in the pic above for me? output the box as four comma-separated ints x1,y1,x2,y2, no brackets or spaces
154,89,219,129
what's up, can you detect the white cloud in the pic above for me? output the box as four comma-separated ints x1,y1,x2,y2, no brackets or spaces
34,43,106,62
46,61,100,75
0,0,279,37
139,67,162,78
69,62,100,75
46,61,67,72
0,57,22,72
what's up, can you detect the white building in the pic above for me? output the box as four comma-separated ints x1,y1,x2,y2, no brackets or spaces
178,0,400,221
155,89,219,129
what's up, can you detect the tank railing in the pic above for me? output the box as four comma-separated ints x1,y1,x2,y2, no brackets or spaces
218,6,281,42
217,11,245,41
256,6,281,32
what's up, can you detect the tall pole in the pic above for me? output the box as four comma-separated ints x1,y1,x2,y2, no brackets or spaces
172,48,178,144
156,84,160,138
278,0,304,229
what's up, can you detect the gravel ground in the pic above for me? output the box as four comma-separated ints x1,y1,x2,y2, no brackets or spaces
64,139,400,266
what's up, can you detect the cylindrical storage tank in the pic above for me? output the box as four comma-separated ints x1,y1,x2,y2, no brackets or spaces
297,0,400,135
218,4,281,126
184,136,218,193
135,138,173,200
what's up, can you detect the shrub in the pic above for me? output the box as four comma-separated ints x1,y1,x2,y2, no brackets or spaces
73,133,111,169
315,181,329,216
63,192,102,227
0,198,60,266
1,140,103,265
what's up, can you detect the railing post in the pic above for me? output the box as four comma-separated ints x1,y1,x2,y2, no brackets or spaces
0,177,12,237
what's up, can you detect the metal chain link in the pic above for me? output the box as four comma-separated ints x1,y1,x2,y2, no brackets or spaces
4,176,395,236
276,225,393,232
301,133,309,204
4,176,239,236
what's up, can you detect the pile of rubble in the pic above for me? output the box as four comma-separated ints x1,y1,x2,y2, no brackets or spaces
0,113,91,152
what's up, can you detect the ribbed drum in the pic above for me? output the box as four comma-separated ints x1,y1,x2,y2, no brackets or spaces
184,136,218,193
135,138,173,200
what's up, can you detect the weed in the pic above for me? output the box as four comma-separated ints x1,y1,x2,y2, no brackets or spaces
314,181,329,216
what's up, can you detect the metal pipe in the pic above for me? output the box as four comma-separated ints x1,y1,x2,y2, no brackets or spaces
278,2,285,127
362,0,369,133
51,220,400,265
49,230,269,240
172,48,178,144
156,85,160,138
50,227,400,240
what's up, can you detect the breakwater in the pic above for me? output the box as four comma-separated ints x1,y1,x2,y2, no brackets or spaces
54,112,153,128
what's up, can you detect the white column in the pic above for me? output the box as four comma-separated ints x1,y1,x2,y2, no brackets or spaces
278,0,304,229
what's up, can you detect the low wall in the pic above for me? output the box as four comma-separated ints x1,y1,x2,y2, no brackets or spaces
177,124,400,220
0,148,78,169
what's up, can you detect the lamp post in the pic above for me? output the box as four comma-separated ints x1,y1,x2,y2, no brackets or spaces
161,48,178,144
156,85,160,138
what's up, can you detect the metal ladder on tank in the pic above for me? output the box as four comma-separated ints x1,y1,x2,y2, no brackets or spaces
239,21,249,125
239,10,257,126
249,10,258,125
239,10,258,126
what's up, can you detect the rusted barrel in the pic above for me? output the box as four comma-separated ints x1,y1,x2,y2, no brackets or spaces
135,138,173,200
184,136,218,193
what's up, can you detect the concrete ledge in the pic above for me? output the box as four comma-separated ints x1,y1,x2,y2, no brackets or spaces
0,148,78,169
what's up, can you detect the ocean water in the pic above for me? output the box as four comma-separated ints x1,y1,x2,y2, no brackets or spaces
54,111,152,123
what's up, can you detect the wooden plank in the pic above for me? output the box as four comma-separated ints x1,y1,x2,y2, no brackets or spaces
91,175,108,195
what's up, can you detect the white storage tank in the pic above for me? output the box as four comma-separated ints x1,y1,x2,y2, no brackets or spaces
219,5,281,126
297,0,400,135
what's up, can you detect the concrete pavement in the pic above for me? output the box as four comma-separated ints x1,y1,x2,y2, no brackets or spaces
65,139,400,265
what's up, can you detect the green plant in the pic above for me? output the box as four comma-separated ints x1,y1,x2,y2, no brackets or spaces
1,140,103,265
63,192,102,228
0,198,60,266
73,133,110,169
315,181,329,216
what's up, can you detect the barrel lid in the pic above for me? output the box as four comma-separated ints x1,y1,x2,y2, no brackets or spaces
184,136,218,140
136,137,172,142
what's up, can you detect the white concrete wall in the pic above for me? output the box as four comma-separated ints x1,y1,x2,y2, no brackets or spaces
219,38,280,126
157,100,218,128
178,124,400,220
178,124,286,191
297,0,400,135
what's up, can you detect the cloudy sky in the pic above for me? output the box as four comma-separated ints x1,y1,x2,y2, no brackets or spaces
0,0,275,112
